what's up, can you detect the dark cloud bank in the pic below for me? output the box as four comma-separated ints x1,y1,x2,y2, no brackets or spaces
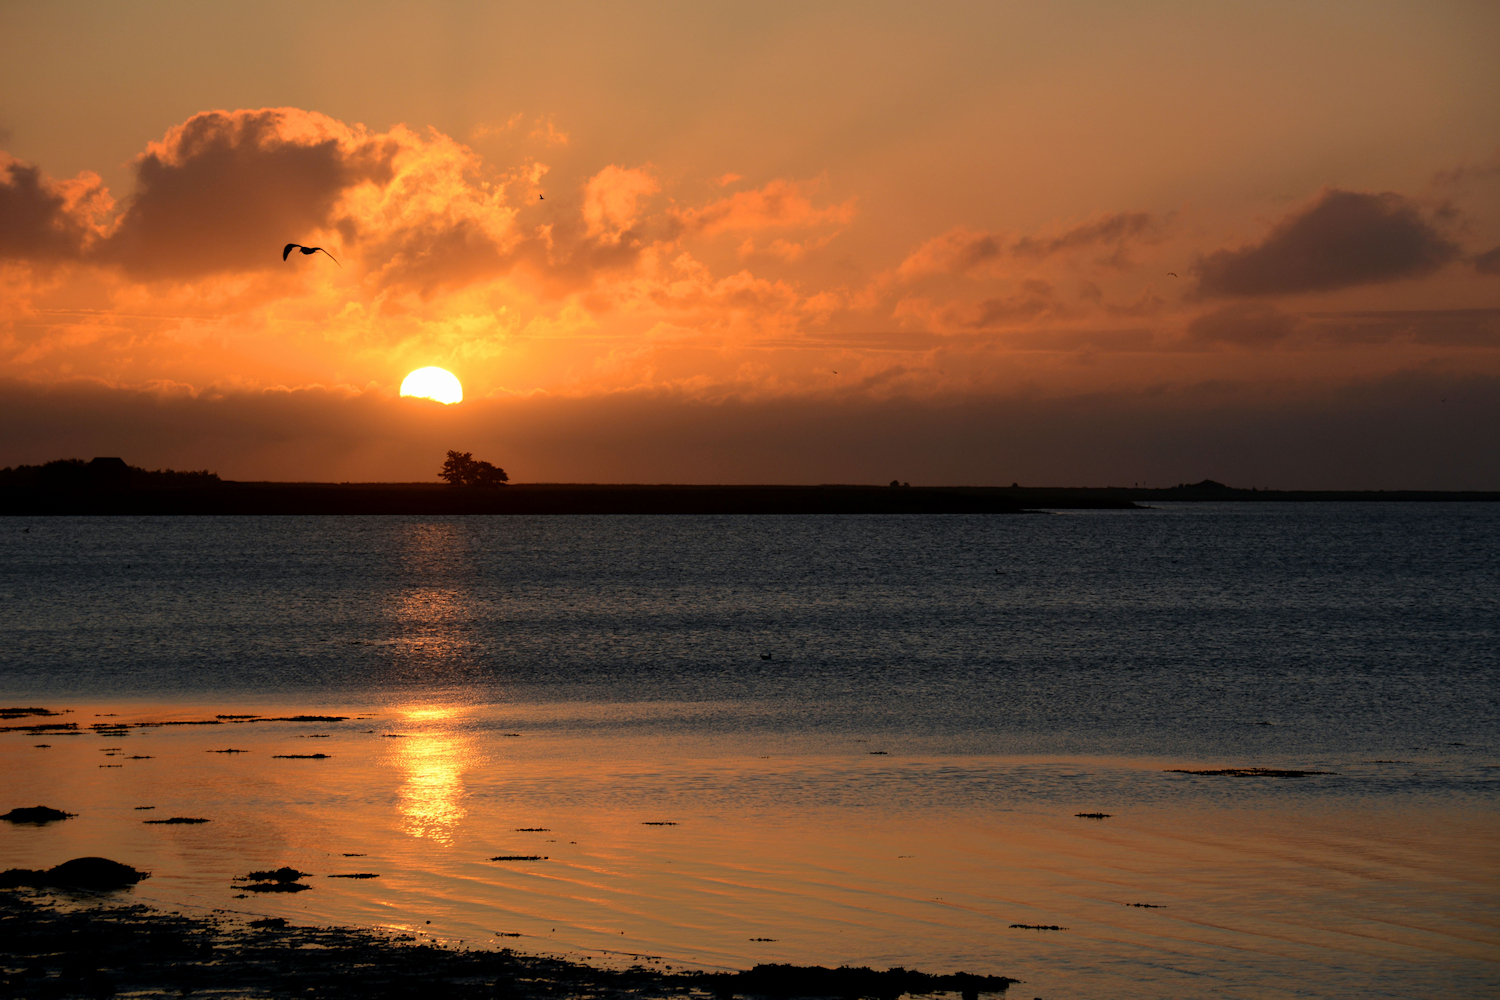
2,375,1497,490
1194,189,1459,296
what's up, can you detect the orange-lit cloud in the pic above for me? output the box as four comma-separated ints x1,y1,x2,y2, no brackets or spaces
2,103,1498,484
0,154,113,262
678,178,856,236
582,165,660,240
897,213,1159,280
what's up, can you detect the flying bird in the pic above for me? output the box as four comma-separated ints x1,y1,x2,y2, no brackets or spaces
283,243,340,266
538,194,545,200
1167,272,1178,277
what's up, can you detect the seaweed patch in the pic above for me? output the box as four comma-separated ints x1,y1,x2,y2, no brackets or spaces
143,817,211,824
1166,767,1336,778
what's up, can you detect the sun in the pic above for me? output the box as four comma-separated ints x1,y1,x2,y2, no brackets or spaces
400,367,463,404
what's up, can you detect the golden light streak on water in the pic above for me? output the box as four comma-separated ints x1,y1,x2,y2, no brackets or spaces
392,723,470,844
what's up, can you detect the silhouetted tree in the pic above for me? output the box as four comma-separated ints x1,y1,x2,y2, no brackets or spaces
439,450,509,487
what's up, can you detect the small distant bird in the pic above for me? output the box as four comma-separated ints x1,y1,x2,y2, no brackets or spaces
283,243,340,266
538,194,544,200
1167,272,1178,277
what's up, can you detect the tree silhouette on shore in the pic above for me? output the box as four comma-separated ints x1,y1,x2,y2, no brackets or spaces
439,451,508,487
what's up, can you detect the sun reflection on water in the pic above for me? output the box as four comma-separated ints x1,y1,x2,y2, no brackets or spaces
391,706,472,844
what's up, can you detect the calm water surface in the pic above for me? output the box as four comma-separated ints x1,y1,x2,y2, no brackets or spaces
1,505,1497,998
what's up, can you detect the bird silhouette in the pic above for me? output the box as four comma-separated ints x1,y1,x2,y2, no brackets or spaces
538,194,545,200
1167,271,1178,277
283,243,340,266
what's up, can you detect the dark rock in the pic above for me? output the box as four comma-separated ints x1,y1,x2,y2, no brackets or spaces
0,857,148,890
2,805,76,824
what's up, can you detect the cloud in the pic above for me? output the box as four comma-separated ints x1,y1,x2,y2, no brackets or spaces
1475,245,1500,275
898,212,1157,279
1011,212,1155,261
0,153,112,262
4,107,1497,412
1188,303,1299,346
99,109,400,280
890,279,1068,333
529,116,569,147
1192,189,1460,297
897,227,1002,279
969,280,1062,327
1431,149,1500,188
2,109,540,293
736,231,841,264
678,179,855,235
582,165,660,240
1304,309,1500,347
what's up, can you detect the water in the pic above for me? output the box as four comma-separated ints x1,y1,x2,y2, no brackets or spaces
1,505,1497,997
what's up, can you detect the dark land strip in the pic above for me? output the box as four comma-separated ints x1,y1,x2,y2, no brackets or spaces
5,478,1498,516
1,483,1066,515
0,889,1018,999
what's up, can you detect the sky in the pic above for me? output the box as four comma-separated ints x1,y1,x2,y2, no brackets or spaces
2,0,1498,486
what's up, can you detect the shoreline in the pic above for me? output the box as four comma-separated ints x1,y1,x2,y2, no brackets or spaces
4,480,1498,516
0,888,1019,999
1,484,1072,516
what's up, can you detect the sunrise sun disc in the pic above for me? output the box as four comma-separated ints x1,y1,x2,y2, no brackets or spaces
400,367,463,404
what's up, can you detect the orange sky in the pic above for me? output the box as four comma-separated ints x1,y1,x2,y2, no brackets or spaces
2,1,1498,486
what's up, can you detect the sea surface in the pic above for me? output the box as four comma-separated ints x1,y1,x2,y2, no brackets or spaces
1,504,1496,998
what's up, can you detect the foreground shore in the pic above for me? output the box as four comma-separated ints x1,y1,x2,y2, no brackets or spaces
0,888,1018,1000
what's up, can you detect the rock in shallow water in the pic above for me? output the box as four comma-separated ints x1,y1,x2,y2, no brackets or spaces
0,805,75,824
0,857,148,889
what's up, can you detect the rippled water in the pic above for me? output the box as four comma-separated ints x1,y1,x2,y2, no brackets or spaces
1,505,1497,998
